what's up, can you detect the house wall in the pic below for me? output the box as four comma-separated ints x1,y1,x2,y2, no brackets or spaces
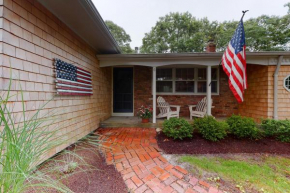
0,0,112,160
237,65,269,121
237,64,290,122
271,65,290,120
133,66,238,117
134,64,290,121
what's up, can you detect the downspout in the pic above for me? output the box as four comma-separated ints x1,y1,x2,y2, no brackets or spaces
273,56,283,120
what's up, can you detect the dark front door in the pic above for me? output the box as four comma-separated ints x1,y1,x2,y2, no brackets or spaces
113,68,133,113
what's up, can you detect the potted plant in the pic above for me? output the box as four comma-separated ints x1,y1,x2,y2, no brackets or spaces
137,106,153,123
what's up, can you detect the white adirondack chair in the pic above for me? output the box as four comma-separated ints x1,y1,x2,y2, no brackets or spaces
157,96,180,120
188,97,213,120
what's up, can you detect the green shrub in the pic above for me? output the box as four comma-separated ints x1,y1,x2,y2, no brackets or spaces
261,119,290,142
193,116,228,142
261,119,279,137
226,115,261,140
163,118,194,140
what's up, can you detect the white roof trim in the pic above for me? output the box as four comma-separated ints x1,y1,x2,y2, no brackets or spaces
97,52,290,67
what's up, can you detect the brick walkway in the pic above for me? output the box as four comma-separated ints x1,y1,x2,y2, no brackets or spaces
97,128,221,193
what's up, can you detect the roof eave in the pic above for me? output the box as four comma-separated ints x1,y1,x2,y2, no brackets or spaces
37,0,121,54
83,0,122,53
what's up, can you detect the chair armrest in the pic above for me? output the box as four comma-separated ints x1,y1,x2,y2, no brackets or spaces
188,105,196,112
169,105,180,112
169,105,181,107
157,106,170,108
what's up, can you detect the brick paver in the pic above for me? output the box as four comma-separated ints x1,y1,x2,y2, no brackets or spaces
97,128,221,193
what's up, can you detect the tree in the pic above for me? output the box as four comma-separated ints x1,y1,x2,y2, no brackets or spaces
215,14,290,51
243,15,290,51
105,20,134,53
141,4,290,53
140,12,217,53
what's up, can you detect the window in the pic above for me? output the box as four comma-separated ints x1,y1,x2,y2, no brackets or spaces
284,75,290,92
156,67,219,95
176,68,195,92
197,68,207,93
157,68,172,92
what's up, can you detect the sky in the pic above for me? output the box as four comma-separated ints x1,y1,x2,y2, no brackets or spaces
92,0,289,48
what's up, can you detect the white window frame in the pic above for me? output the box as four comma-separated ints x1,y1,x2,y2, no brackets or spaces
283,74,290,92
155,67,219,95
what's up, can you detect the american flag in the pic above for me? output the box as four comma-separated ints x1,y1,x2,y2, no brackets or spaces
54,59,93,96
222,19,247,103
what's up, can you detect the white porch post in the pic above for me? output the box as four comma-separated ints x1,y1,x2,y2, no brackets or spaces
153,67,157,123
207,66,212,116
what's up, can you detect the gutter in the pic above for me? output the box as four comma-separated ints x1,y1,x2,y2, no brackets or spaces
273,56,284,120
97,51,290,59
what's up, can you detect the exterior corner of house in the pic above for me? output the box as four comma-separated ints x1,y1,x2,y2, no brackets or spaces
0,0,112,163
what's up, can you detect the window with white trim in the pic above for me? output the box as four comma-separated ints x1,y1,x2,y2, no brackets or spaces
156,67,219,95
284,75,290,92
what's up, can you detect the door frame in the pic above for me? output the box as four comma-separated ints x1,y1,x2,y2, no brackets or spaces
111,66,134,116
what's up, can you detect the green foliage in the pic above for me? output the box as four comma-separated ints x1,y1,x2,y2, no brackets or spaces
0,81,73,192
261,119,279,136
261,119,290,142
0,79,101,192
285,2,290,14
141,12,217,53
141,3,290,53
226,115,261,139
105,20,134,53
162,118,194,140
180,155,290,193
244,15,290,51
193,116,228,142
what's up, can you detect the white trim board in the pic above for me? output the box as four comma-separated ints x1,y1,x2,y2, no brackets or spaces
112,113,134,117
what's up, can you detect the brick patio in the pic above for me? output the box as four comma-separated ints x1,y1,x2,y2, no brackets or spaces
97,128,222,193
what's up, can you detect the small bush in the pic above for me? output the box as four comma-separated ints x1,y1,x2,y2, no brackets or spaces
163,118,194,140
261,119,279,137
226,115,261,140
261,119,290,142
193,116,228,142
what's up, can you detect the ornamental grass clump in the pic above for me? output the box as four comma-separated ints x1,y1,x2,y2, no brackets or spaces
226,115,262,140
193,116,228,142
0,79,102,193
163,118,194,140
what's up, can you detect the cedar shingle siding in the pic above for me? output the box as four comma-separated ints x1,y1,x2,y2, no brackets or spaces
0,0,112,160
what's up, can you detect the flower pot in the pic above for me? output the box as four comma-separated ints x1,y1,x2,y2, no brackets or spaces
142,118,149,123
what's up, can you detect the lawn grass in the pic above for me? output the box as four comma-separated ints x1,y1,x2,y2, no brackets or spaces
180,155,290,193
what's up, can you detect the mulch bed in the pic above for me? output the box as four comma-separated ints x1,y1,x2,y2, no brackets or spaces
32,139,127,193
59,146,127,193
157,132,290,154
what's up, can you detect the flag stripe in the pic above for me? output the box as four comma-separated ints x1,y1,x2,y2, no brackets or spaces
56,83,93,90
58,92,92,96
77,69,91,76
77,70,92,77
56,79,92,87
57,89,93,94
56,86,93,92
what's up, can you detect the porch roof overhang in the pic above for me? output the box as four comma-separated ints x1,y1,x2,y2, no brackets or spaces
97,52,290,67
37,0,121,54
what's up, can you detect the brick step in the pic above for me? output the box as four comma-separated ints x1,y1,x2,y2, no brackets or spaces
100,122,161,128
